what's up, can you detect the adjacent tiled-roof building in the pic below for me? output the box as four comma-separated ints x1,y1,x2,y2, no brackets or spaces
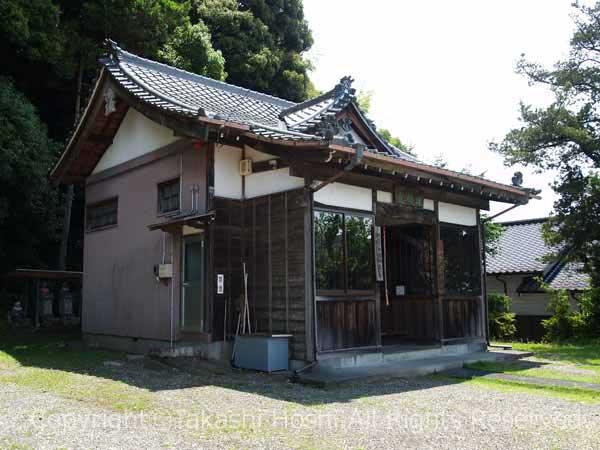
487,218,589,291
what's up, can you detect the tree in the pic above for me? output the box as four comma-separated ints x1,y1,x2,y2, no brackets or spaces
487,293,516,340
192,0,313,101
0,77,61,272
490,1,600,287
378,128,416,156
158,22,226,80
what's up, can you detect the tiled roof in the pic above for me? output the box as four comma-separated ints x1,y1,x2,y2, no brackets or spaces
102,41,419,162
545,261,589,291
103,42,293,127
85,41,537,201
487,218,590,291
487,219,551,274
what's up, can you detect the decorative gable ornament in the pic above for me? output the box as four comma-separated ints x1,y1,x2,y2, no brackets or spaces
104,87,117,116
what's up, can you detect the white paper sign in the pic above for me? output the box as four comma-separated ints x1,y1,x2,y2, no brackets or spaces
217,274,224,294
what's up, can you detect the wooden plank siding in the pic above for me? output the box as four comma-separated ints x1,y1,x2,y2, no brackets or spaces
442,296,482,339
316,300,377,352
213,189,308,361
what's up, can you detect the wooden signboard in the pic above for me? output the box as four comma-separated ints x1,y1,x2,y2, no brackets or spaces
374,226,384,282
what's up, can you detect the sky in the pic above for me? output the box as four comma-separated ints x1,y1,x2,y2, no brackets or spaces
302,0,579,221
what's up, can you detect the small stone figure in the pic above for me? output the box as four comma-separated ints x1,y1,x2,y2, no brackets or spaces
9,301,24,324
60,282,73,318
40,282,54,318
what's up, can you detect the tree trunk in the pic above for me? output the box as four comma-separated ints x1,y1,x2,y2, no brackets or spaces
58,54,84,270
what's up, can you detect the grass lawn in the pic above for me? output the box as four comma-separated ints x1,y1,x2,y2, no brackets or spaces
0,332,154,411
457,339,600,403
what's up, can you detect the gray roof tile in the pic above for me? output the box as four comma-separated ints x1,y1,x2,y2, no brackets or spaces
548,262,589,291
487,218,589,291
487,219,552,274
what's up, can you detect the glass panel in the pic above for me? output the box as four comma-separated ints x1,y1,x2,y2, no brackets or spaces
346,215,374,290
386,225,433,296
159,178,180,213
441,224,481,296
314,211,344,291
87,199,117,230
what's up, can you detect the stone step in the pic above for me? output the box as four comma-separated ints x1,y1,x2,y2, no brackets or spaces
295,349,532,386
315,341,486,371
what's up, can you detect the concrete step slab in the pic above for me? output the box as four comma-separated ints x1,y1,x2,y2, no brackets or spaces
295,349,532,387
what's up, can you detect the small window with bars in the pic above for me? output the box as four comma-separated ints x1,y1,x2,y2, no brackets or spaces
158,178,180,214
86,198,118,231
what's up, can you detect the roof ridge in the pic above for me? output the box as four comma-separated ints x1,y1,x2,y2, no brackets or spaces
106,40,296,110
279,76,354,119
498,217,548,226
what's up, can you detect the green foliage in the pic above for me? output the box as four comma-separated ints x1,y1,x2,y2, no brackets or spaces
487,293,516,340
0,77,61,272
0,0,64,64
158,22,226,80
193,0,313,101
378,128,416,156
482,217,505,257
542,289,576,341
356,90,373,113
572,288,600,338
491,1,600,288
542,287,600,341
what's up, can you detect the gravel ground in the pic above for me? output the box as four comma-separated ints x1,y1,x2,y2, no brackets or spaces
1,359,599,450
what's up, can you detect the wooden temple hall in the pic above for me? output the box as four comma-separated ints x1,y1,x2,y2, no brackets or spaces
50,41,539,366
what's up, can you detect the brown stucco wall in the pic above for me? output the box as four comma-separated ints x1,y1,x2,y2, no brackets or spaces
82,142,207,341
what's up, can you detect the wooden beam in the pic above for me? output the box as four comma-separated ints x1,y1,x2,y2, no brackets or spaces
291,162,490,210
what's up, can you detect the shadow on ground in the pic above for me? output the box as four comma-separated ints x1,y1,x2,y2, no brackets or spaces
0,329,471,406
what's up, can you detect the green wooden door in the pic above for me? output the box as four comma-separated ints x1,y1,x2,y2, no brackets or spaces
182,234,206,332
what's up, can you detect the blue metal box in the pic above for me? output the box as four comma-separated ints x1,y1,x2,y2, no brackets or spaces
233,334,290,372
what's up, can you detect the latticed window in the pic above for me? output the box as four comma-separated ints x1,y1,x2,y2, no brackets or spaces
440,223,481,296
158,178,180,214
86,198,118,231
314,210,374,294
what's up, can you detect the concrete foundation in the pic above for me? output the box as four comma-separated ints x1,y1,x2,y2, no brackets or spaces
83,333,232,361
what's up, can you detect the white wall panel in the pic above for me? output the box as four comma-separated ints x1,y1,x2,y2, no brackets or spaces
438,201,477,226
245,168,304,198
92,108,179,174
214,145,242,199
376,190,393,203
423,198,435,211
314,182,373,211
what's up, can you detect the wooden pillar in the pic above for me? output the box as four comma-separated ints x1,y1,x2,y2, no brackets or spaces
284,192,289,334
267,195,273,334
304,178,315,361
433,201,444,343
477,209,489,342
372,190,382,349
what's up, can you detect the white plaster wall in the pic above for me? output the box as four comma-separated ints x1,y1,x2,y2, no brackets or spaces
245,168,304,198
314,182,373,211
438,201,477,226
244,145,275,162
214,145,242,199
376,190,393,204
92,108,179,174
423,198,435,211
487,275,551,316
